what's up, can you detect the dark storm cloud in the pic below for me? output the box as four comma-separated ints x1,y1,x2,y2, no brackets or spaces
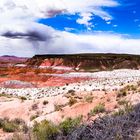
46,9,67,17
2,30,48,41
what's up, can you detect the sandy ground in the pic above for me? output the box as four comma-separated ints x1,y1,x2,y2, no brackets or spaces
0,91,118,125
0,87,140,139
1,69,140,139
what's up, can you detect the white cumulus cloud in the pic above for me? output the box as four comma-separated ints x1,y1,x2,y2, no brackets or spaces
0,0,140,57
0,0,119,25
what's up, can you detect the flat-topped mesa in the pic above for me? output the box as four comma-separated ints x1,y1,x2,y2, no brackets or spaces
26,53,140,71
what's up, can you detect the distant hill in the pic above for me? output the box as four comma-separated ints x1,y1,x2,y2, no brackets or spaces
0,55,28,62
26,53,140,71
0,55,28,67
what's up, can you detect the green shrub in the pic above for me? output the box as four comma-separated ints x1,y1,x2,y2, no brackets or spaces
59,116,83,135
2,120,18,132
89,103,105,116
43,100,49,105
0,93,11,98
84,95,93,103
131,85,137,91
117,85,137,98
33,120,59,140
32,115,83,140
20,96,27,102
30,115,39,121
54,104,64,111
117,90,127,98
0,118,27,133
113,109,125,116
68,90,75,95
0,118,3,128
118,99,129,105
12,118,25,125
124,85,136,91
68,97,77,106
113,102,133,117
124,102,133,113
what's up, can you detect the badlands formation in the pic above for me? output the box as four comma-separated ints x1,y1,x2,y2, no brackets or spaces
1,54,140,139
1,69,140,99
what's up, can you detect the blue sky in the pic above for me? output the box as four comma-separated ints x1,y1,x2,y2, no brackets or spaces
0,0,140,56
39,0,140,37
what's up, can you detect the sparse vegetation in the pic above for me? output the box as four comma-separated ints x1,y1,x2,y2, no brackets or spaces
117,90,127,98
31,103,38,110
20,96,27,102
68,97,77,106
113,108,126,116
7,103,140,140
117,84,138,98
30,114,39,121
31,115,83,140
33,120,59,140
0,118,3,128
84,95,93,103
89,103,105,116
131,85,137,91
59,116,83,135
54,104,64,111
0,118,26,133
12,118,25,125
43,100,49,105
118,99,129,105
68,89,75,96
66,103,140,140
3,54,140,140
113,101,133,116
123,101,133,113
0,93,12,98
2,120,18,132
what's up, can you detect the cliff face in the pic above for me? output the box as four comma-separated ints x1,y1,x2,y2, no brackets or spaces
26,53,140,70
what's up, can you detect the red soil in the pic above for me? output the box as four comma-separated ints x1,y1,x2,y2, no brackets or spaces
0,66,92,88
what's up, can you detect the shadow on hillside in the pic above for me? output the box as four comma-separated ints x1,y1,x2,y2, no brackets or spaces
66,103,140,140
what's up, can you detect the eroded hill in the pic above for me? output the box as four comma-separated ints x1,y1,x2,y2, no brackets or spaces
26,53,140,71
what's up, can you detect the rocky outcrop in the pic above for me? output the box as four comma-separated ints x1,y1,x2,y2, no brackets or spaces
26,53,140,71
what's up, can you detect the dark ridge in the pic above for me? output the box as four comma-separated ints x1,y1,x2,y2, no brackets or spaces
1,55,18,58
26,53,140,70
33,53,140,58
